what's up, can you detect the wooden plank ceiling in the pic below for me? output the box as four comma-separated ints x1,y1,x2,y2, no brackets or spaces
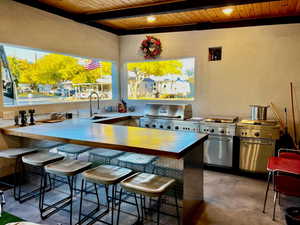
37,0,182,14
98,0,300,30
15,0,300,34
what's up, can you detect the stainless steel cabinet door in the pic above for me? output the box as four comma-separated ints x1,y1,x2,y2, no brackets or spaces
239,138,275,173
204,135,233,167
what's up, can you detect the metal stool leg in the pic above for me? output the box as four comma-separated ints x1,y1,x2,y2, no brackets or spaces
78,179,85,224
13,157,21,201
40,174,74,222
272,191,278,221
263,171,272,213
174,188,180,225
112,185,115,225
134,193,141,222
67,176,74,225
157,196,161,225
140,194,144,222
116,188,123,225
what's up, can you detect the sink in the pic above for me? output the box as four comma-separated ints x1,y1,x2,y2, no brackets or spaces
93,116,140,127
91,116,108,120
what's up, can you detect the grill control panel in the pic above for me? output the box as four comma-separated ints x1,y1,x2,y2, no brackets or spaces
140,117,201,133
237,127,280,140
199,123,236,136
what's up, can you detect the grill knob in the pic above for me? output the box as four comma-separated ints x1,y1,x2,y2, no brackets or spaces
175,126,179,130
210,129,215,133
220,130,225,134
167,126,171,130
145,124,149,128
160,125,163,129
152,124,156,128
254,132,260,137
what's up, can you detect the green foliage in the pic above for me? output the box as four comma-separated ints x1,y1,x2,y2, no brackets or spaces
7,54,112,88
127,60,183,77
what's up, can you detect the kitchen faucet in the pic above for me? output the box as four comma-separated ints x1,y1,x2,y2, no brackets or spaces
89,91,100,117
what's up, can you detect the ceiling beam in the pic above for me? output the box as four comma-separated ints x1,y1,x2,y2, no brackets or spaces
118,16,300,35
81,0,280,21
13,0,123,35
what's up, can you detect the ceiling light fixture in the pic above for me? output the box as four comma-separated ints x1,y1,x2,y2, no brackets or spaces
222,7,233,15
147,15,156,23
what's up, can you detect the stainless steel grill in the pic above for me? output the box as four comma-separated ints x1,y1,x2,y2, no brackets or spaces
144,103,192,120
140,103,199,132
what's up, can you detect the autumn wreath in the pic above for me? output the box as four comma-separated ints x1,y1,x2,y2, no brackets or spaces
140,36,162,59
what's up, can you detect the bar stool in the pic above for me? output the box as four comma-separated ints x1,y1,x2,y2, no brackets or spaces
117,172,180,225
6,223,42,225
78,165,132,225
57,144,91,160
117,153,157,172
56,144,91,189
20,152,64,203
40,159,92,225
0,148,37,201
88,148,124,164
27,140,63,152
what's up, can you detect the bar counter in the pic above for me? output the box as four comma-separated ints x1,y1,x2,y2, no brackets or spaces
1,117,208,225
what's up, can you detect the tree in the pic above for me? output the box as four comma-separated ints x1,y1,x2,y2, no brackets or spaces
127,60,183,98
7,56,32,87
7,52,113,92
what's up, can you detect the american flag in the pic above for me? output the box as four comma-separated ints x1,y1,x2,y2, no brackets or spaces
84,59,102,70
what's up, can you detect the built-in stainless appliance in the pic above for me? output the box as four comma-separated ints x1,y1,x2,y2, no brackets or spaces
143,103,192,120
237,120,280,173
200,116,238,168
140,103,201,132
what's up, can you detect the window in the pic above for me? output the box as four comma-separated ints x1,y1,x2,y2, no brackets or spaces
127,58,195,100
1,44,116,106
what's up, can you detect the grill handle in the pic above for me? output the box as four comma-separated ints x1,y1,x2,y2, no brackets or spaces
145,114,182,119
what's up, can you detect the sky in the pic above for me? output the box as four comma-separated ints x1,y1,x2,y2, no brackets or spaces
4,45,47,63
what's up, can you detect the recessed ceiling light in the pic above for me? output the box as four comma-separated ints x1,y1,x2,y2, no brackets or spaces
147,16,156,23
222,7,233,15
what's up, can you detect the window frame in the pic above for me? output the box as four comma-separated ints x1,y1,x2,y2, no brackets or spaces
1,42,119,108
124,57,196,103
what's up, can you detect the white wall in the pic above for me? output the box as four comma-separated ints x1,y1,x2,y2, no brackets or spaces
0,0,120,115
120,24,300,139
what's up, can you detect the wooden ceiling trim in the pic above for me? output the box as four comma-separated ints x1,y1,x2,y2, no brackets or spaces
80,0,281,21
97,0,300,30
117,15,300,35
38,0,182,14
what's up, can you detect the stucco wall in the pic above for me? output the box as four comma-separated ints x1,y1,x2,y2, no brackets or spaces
0,0,120,115
120,24,300,140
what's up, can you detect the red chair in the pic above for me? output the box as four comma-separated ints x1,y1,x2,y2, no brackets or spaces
272,172,300,220
263,149,300,220
278,148,300,160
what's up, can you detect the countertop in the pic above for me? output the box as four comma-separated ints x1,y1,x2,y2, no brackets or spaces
1,115,207,159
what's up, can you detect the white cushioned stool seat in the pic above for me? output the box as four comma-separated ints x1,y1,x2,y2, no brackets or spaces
0,148,37,159
22,152,64,167
120,172,175,197
6,223,42,225
45,159,92,176
117,153,157,165
57,144,91,154
89,148,124,159
83,165,132,185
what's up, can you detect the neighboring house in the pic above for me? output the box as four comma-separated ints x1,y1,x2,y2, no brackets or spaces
139,78,155,97
157,78,191,96
37,84,52,93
